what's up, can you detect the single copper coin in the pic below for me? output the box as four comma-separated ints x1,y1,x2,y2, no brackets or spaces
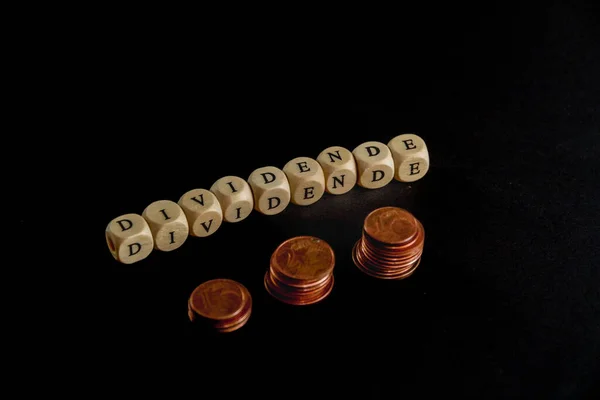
188,278,249,322
363,207,419,245
271,236,335,281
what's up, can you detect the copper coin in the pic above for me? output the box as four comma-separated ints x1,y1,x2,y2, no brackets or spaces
271,236,335,281
363,207,419,245
188,279,249,322
361,241,423,265
352,240,422,280
213,285,252,330
267,272,331,297
269,266,331,290
281,279,334,305
265,271,334,303
358,239,421,270
361,234,423,260
365,220,424,249
217,308,252,333
353,242,410,279
264,271,334,305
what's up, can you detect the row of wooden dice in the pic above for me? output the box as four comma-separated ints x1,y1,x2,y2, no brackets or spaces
105,133,430,264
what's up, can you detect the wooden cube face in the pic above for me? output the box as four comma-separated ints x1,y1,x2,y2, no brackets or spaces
316,146,357,195
178,189,223,237
210,176,254,223
105,213,154,264
142,200,190,251
388,133,430,182
352,141,395,189
248,166,291,215
282,157,325,206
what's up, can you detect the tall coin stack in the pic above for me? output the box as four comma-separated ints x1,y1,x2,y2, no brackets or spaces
188,279,253,333
352,207,425,280
264,236,335,305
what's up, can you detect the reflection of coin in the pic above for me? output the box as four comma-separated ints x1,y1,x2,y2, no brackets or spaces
364,206,418,245
272,236,335,281
188,279,246,321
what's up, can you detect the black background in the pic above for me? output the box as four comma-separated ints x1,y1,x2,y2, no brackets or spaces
88,4,599,399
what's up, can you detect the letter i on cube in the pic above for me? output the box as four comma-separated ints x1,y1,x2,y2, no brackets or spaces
178,189,223,237
142,200,190,251
210,176,254,222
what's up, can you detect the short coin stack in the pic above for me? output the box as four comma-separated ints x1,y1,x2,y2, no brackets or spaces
188,279,252,333
352,207,425,280
264,236,335,305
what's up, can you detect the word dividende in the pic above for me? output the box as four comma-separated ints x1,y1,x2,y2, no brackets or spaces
105,133,430,264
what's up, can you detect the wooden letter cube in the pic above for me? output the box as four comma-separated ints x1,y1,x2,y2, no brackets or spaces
142,200,189,251
248,166,291,215
178,189,223,237
283,157,325,206
105,213,154,264
210,176,254,222
388,133,430,182
316,146,357,195
352,141,395,189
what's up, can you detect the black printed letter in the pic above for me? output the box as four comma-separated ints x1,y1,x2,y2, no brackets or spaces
268,197,281,210
332,174,345,189
200,219,213,233
402,139,417,150
261,172,276,184
190,194,205,206
235,207,242,219
297,161,310,173
327,150,342,163
365,146,380,157
372,170,384,182
409,162,421,175
169,231,175,244
304,187,315,199
116,219,132,231
227,181,238,193
159,209,171,220
128,243,141,256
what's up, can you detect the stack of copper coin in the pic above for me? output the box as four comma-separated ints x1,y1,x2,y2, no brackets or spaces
188,278,252,333
352,206,425,280
264,236,335,305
